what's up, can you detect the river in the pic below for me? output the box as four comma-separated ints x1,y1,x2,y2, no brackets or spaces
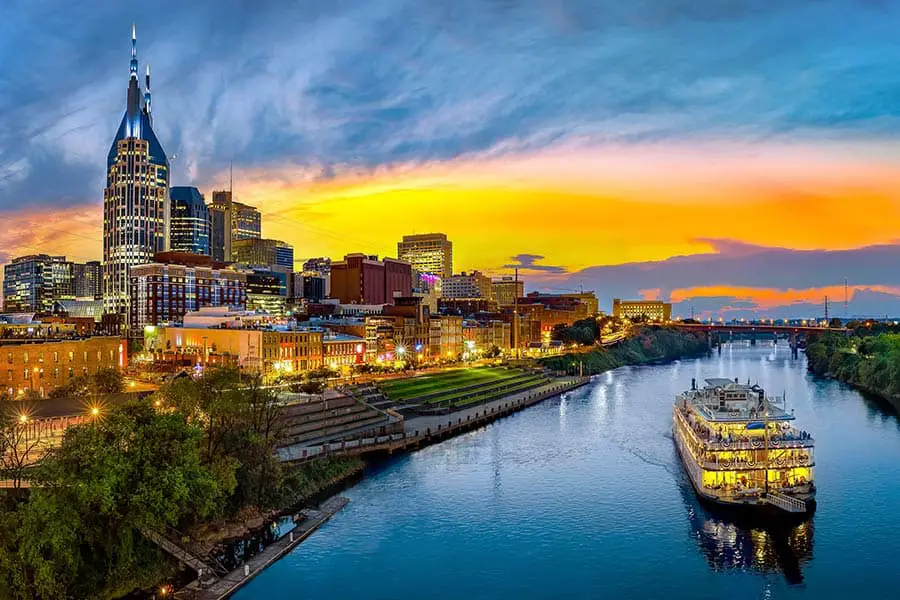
234,344,900,599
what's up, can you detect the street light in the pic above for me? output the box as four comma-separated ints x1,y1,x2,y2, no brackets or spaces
18,414,28,424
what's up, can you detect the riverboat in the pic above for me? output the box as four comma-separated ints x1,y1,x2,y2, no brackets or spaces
673,377,816,517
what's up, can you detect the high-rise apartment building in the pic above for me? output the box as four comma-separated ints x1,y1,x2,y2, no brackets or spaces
443,271,493,300
169,186,210,255
103,26,169,326
397,233,452,279
232,238,293,269
492,276,524,306
3,255,75,313
74,261,102,300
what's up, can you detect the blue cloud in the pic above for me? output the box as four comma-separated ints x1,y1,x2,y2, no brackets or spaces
2,0,900,210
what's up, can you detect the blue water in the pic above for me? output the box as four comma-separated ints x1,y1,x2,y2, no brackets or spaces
235,344,900,599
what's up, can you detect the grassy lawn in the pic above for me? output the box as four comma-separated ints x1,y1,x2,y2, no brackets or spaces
379,367,522,402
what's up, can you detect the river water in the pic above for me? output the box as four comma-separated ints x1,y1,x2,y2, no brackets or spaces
234,344,900,599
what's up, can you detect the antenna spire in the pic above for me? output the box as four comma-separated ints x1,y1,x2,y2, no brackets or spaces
130,23,138,78
144,64,152,120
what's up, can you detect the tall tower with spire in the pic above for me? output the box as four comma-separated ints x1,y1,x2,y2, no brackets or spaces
103,25,169,329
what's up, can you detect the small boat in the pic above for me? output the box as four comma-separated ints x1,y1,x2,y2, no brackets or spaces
673,377,816,518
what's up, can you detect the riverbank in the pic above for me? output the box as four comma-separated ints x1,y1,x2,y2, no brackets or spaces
230,344,900,600
806,332,900,414
169,377,589,598
182,496,350,600
539,325,708,375
186,458,365,560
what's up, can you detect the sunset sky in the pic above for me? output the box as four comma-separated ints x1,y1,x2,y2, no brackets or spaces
2,0,900,317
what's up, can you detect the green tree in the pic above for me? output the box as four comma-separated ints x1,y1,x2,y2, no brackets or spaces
0,402,226,599
0,405,46,489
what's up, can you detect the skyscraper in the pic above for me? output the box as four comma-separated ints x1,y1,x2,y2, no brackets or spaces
3,255,75,313
103,25,169,327
74,261,102,300
232,201,261,242
169,186,211,255
208,191,232,263
208,190,261,261
232,238,293,269
397,233,453,279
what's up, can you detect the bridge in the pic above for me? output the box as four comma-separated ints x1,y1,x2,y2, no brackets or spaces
670,323,847,358
671,323,847,335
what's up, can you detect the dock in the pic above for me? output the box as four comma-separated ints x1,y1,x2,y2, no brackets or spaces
175,496,349,600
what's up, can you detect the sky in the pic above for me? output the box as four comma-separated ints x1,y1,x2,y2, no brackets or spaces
1,0,900,318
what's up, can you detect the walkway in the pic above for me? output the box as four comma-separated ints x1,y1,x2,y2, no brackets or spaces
176,496,349,600
403,377,584,434
277,377,590,463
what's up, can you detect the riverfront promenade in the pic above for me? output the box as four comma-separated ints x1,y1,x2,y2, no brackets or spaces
402,377,586,434
176,496,349,600
277,376,590,463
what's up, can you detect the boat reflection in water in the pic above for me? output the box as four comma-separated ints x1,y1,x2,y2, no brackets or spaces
680,480,814,585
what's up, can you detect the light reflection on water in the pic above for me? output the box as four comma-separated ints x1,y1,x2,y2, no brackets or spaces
235,343,900,600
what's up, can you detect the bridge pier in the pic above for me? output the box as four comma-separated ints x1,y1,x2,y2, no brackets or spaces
750,332,756,346
790,333,799,359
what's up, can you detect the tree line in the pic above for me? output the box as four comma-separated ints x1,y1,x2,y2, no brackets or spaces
0,366,328,599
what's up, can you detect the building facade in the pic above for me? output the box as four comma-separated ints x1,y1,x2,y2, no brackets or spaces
323,332,366,369
492,276,524,307
231,201,261,242
397,233,453,279
129,252,247,329
232,238,293,269
330,254,412,305
146,326,323,381
103,27,170,325
246,270,288,315
3,255,75,313
208,191,232,263
169,186,210,255
443,271,493,300
292,273,327,303
612,298,672,322
1,337,125,398
74,261,102,300
463,319,512,352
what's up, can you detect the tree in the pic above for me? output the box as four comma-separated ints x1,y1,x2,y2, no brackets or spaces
0,406,46,489
155,367,286,511
91,368,124,395
0,402,227,599
829,317,843,329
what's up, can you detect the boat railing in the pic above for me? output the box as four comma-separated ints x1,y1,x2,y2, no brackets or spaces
763,490,808,513
701,456,814,471
675,407,813,451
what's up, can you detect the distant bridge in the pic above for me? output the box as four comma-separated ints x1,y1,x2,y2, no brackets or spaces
671,323,848,335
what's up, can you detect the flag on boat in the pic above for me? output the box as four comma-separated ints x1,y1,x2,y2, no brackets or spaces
746,422,766,430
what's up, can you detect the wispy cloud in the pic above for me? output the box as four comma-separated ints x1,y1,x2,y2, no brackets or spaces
3,0,900,209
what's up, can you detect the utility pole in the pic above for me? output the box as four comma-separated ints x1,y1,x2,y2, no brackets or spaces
844,278,848,317
513,267,519,360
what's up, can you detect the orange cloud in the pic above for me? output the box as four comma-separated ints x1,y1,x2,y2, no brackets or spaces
668,284,900,311
218,142,900,274
0,205,101,263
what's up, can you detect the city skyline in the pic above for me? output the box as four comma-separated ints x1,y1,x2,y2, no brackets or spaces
2,2,900,317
